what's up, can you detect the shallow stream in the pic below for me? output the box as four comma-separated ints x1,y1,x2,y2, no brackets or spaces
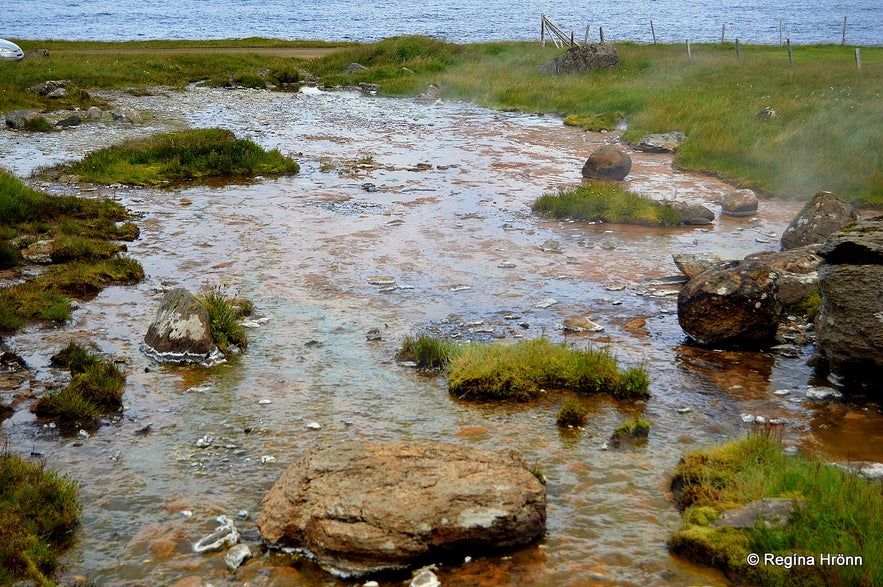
1,86,881,586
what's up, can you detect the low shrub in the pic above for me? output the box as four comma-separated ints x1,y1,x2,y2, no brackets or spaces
533,181,682,227
0,451,79,585
236,73,267,89
397,335,457,371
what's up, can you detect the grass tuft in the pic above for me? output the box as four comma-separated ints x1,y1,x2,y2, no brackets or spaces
397,335,457,371
197,288,249,354
533,181,682,226
34,343,125,424
556,398,589,427
0,451,79,586
669,433,883,586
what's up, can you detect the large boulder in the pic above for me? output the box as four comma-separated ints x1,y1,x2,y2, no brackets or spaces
815,216,883,391
780,191,859,250
677,260,782,347
142,288,219,364
581,146,631,181
257,441,546,579
538,43,619,75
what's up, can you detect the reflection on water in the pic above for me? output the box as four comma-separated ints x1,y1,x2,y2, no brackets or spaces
1,87,881,586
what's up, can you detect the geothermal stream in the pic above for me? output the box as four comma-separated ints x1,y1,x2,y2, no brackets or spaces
1,86,881,586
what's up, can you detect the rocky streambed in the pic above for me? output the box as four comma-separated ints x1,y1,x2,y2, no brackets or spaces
1,85,882,586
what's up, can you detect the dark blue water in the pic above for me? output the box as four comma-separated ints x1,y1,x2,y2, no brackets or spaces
3,0,881,45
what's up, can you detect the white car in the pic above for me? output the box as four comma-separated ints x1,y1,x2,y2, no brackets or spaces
0,39,24,61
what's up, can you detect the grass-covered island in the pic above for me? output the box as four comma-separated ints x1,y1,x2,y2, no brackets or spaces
670,434,883,586
533,181,683,226
398,335,649,401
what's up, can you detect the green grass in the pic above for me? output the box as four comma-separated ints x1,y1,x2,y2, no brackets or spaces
2,38,878,202
34,343,125,423
533,181,682,226
556,398,589,427
611,417,651,445
669,434,883,586
0,172,145,332
50,128,300,186
398,336,649,401
197,288,249,354
0,451,79,586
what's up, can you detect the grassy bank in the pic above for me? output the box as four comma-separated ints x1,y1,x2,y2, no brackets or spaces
1,37,879,202
398,335,649,401
670,434,883,586
0,170,143,332
1,451,79,586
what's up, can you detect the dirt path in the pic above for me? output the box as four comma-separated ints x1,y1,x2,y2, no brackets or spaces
52,47,339,58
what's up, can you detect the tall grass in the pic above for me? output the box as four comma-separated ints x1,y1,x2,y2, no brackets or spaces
0,451,79,586
57,128,300,185
197,288,249,353
670,433,883,586
533,181,682,226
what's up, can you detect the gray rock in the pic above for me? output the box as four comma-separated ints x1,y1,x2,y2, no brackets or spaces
193,515,239,553
721,188,759,217
538,43,619,75
257,441,546,579
225,543,252,571
143,288,220,365
662,201,715,225
561,316,604,332
713,498,801,529
781,191,859,250
672,253,724,279
814,216,883,391
581,146,631,181
635,131,686,153
85,106,103,120
5,110,46,129
55,115,82,127
410,568,441,587
26,80,72,96
347,63,367,74
677,260,782,347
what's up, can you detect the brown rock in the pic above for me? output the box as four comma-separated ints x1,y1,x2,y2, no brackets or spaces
720,188,758,217
745,245,822,305
677,260,782,347
257,441,546,579
581,146,631,181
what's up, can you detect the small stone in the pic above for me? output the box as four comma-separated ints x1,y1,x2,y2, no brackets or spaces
540,239,562,252
449,284,471,292
179,197,192,205
193,516,239,553
368,275,396,285
677,407,692,414
561,316,604,332
497,261,516,268
534,297,558,308
740,413,755,423
306,422,322,430
410,568,441,587
260,455,277,463
196,435,213,448
805,386,843,400
225,543,252,571
366,328,382,341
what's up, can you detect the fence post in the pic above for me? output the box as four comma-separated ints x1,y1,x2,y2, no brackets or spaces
541,14,545,47
855,48,862,71
686,39,692,60
736,38,741,58
787,39,793,66
585,24,591,44
571,31,575,46
779,19,783,46
600,27,605,43
721,23,726,43
651,21,657,45
841,17,848,46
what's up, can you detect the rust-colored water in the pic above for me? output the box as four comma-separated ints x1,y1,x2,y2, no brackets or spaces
1,87,880,586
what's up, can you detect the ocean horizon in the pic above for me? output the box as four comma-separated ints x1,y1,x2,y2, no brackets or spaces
3,0,882,46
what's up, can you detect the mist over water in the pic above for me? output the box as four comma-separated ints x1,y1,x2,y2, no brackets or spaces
4,0,882,45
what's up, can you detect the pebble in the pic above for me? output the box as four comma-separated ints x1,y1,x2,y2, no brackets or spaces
806,386,843,400
367,275,396,285
193,515,239,553
225,543,252,571
449,284,471,291
306,421,322,430
534,297,558,308
195,435,213,448
497,261,516,268
260,455,277,463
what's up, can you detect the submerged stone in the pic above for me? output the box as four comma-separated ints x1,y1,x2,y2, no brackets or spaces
143,288,220,365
